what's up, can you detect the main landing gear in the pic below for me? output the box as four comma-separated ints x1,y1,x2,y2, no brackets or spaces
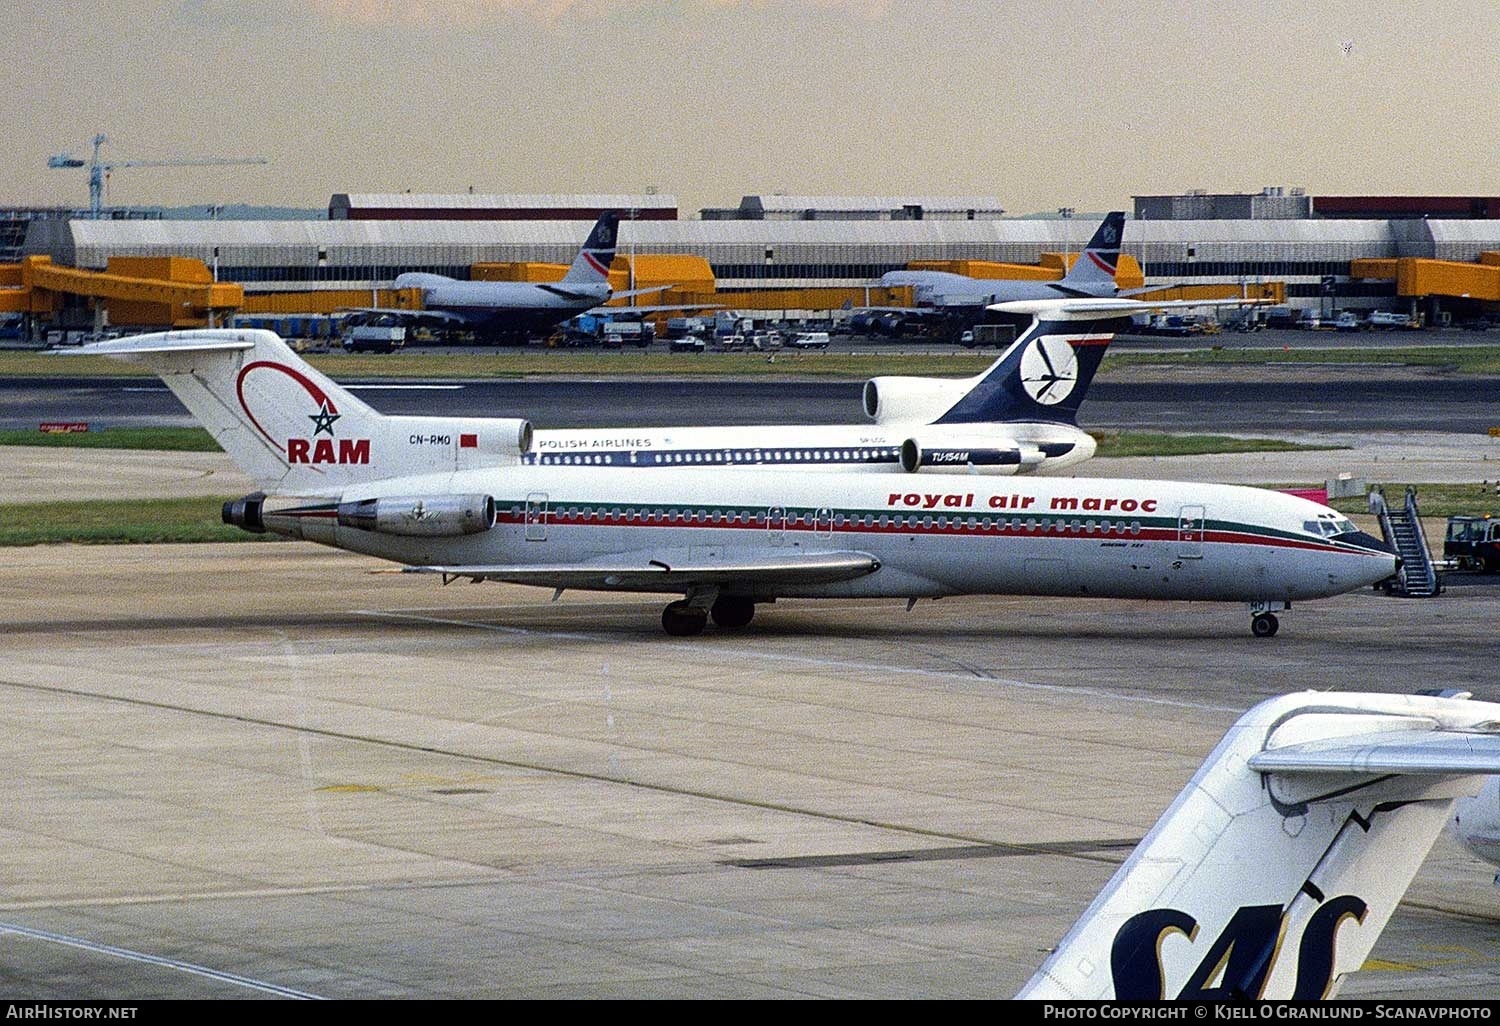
660,594,757,636
662,601,708,637
1249,601,1288,638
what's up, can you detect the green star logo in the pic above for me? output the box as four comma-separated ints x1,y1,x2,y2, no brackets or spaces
309,402,341,436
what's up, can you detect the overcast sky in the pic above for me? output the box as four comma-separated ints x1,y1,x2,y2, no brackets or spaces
7,1,1497,216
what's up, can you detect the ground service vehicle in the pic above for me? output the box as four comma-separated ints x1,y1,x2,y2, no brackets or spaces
960,324,1018,348
1368,310,1419,329
343,325,406,353
1444,514,1500,572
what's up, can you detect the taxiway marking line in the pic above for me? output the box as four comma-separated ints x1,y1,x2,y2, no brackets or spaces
0,921,322,999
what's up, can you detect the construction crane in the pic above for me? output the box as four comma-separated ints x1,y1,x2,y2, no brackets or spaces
47,134,268,219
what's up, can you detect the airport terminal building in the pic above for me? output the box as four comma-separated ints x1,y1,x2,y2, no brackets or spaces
14,190,1500,334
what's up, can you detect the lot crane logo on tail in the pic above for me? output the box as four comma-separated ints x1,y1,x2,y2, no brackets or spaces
1018,335,1080,405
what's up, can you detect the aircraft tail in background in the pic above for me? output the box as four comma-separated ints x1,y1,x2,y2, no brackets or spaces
1020,690,1500,1001
863,301,1124,427
561,210,621,284
1057,211,1125,292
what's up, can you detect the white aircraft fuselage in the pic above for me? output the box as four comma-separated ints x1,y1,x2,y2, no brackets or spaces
269,464,1394,606
525,421,1097,475
392,275,614,334
880,270,1116,307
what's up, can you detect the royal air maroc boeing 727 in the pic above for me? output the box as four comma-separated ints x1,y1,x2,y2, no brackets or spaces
76,327,1394,637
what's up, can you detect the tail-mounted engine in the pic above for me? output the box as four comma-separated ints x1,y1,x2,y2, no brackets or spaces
336,495,496,537
224,491,496,540
899,438,1044,474
862,377,972,425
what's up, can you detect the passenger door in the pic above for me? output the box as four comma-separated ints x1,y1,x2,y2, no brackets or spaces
525,492,549,542
1178,504,1205,559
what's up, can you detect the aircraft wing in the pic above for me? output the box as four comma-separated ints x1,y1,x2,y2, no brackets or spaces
405,549,880,593
852,305,950,316
990,297,1270,320
338,306,470,326
606,302,728,315
610,285,675,300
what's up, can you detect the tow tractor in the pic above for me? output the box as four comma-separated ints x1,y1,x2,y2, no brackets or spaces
1443,514,1500,573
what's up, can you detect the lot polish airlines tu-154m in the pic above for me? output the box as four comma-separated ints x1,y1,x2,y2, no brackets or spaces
348,211,697,342
526,299,1129,476
77,326,1393,637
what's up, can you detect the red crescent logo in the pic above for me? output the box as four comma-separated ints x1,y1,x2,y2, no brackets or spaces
236,361,338,455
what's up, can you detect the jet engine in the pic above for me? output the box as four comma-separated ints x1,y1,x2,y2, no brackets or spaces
336,494,496,537
896,429,1090,474
222,492,266,533
899,437,1041,474
862,376,972,426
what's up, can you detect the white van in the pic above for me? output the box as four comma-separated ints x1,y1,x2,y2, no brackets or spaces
787,331,830,349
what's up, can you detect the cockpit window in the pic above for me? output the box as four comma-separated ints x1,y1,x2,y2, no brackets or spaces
1304,517,1356,538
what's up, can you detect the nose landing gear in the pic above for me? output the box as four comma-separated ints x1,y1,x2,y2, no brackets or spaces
1249,601,1288,638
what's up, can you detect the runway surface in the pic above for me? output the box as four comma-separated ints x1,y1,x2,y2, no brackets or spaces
3,534,1500,999
4,365,1499,435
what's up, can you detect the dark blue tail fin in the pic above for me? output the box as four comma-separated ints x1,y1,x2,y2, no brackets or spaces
562,211,620,284
1058,211,1125,290
932,312,1125,425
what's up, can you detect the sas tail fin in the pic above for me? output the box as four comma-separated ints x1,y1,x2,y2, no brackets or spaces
1057,211,1125,291
1020,690,1500,1001
73,329,531,495
561,210,621,284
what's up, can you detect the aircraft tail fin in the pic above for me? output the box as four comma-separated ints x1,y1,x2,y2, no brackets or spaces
561,211,621,284
72,329,531,495
928,308,1121,425
1019,691,1500,1001
1058,211,1125,290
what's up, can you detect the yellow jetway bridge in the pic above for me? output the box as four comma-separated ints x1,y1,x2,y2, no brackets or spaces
0,247,1285,336
1353,255,1500,302
10,255,244,328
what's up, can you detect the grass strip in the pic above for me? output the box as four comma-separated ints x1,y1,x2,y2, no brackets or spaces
1105,344,1500,375
0,496,270,546
0,427,221,451
1093,432,1341,458
1322,482,1500,520
11,343,1500,378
